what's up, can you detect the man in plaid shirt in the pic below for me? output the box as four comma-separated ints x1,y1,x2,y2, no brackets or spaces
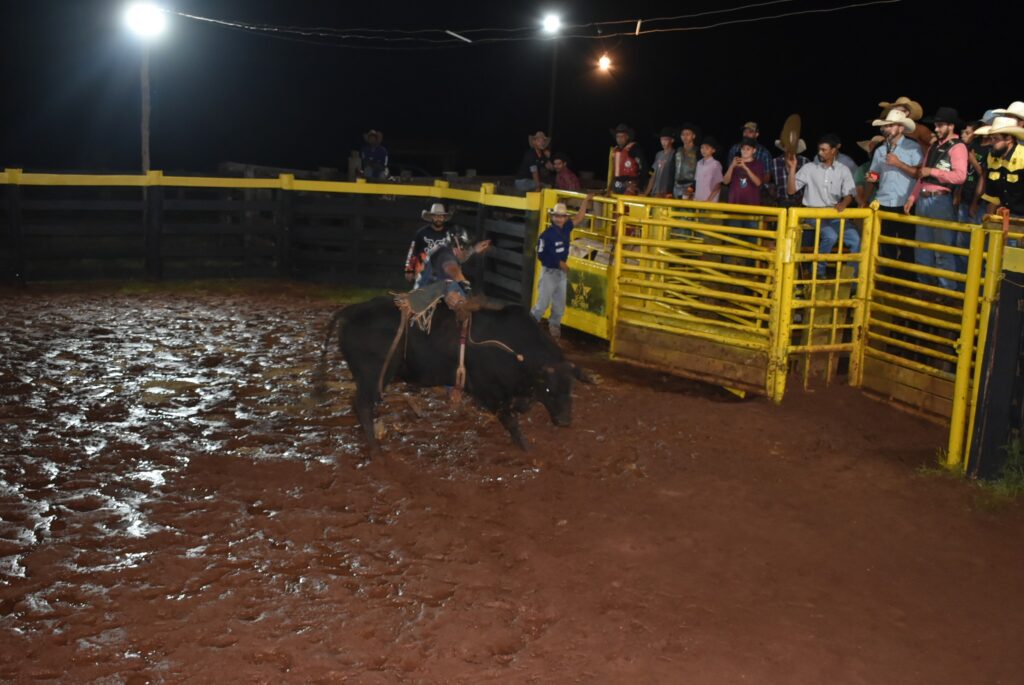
770,138,810,208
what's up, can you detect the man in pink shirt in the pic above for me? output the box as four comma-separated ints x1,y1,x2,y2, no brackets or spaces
904,107,968,291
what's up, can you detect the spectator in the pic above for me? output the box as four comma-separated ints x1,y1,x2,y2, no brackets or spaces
609,123,644,195
905,107,968,291
694,135,724,202
531,195,593,339
865,109,923,277
359,130,389,180
955,121,987,226
726,122,773,183
673,123,701,199
976,116,1024,219
646,127,677,197
724,138,766,207
991,101,1024,125
786,134,858,277
552,152,582,192
770,137,810,208
515,131,553,193
854,135,885,207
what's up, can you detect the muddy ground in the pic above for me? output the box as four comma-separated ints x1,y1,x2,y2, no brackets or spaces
0,282,1022,684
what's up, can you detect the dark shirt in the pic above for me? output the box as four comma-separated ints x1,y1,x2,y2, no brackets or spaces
360,144,389,179
982,142,1024,217
770,154,809,206
517,149,553,184
961,140,986,203
404,224,462,276
537,220,574,269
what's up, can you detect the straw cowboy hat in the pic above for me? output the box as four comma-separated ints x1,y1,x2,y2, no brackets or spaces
992,101,1024,122
974,116,1024,139
871,109,917,132
878,96,924,122
363,129,383,143
774,138,807,154
857,135,886,155
527,131,551,148
421,202,454,221
548,202,570,216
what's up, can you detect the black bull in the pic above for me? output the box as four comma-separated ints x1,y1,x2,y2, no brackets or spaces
315,296,591,453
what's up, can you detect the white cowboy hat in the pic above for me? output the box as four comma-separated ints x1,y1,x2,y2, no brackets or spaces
992,101,1024,121
421,203,454,221
527,131,551,148
871,109,917,132
974,116,1024,139
548,202,570,216
774,138,807,154
877,96,924,122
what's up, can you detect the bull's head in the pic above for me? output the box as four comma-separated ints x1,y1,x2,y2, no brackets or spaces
539,362,576,427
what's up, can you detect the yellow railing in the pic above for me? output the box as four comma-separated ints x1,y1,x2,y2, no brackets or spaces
0,168,541,212
2,167,1014,473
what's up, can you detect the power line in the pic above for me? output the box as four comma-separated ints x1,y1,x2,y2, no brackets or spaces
173,1,901,51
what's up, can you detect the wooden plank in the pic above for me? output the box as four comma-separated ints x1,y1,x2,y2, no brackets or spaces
862,355,955,400
20,199,144,212
862,374,953,418
21,223,145,236
488,246,524,267
162,199,278,212
613,333,767,393
483,270,523,294
484,217,526,238
614,323,768,391
160,222,276,236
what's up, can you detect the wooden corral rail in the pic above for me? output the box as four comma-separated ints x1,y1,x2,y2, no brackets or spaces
0,169,541,304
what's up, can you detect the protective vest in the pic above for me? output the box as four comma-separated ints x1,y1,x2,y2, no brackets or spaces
613,142,641,178
922,138,965,190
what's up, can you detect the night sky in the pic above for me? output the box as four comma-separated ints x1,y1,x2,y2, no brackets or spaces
0,0,1015,178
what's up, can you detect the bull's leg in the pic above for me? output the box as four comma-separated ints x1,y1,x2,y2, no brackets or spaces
354,384,381,455
497,409,529,451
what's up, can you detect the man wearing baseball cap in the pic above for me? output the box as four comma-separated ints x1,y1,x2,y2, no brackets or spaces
726,121,773,185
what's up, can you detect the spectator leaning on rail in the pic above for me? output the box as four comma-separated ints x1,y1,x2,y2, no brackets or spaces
359,130,389,180
904,107,968,291
723,137,766,230
786,134,858,277
531,195,593,339
646,127,677,197
975,116,1024,219
673,123,701,200
552,152,583,192
515,131,553,193
609,123,645,195
863,109,923,278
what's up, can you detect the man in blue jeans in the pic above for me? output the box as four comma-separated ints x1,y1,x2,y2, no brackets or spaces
531,195,593,338
786,134,857,277
904,107,968,291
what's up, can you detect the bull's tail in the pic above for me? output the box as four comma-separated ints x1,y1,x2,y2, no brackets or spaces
312,308,348,401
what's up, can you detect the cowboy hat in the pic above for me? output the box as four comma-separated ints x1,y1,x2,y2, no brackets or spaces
974,116,1024,139
548,202,571,216
878,96,924,122
421,202,454,221
857,135,886,155
871,109,917,132
775,138,807,154
609,123,635,139
921,106,962,126
527,131,551,148
363,129,383,143
992,101,1024,121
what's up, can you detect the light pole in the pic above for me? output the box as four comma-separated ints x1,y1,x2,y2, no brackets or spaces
124,3,167,173
542,14,561,140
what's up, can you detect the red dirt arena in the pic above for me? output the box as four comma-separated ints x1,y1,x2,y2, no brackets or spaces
1,283,1022,684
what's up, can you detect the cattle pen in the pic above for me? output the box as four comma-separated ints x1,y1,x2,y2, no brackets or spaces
2,169,1024,683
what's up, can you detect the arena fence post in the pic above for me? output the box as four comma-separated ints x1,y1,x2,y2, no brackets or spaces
143,170,163,281
275,173,295,278
767,207,796,401
946,226,986,468
3,168,25,285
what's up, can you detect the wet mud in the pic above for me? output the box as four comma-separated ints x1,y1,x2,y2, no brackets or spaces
1,283,1022,683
